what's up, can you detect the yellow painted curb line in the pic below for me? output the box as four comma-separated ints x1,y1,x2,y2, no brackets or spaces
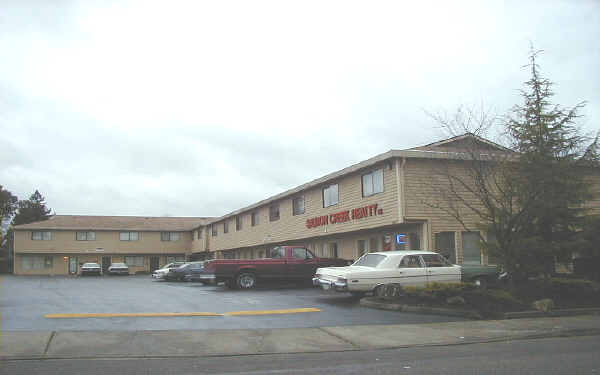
225,308,321,316
45,308,321,319
45,312,223,318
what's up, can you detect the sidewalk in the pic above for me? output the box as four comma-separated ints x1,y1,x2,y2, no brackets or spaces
2,314,600,360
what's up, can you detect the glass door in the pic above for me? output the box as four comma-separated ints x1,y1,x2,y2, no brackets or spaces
69,256,78,274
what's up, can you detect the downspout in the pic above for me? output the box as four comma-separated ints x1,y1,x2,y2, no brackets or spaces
395,157,407,223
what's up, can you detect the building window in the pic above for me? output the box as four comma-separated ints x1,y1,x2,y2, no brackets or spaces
323,184,339,208
223,221,229,233
76,231,96,241
161,232,180,241
167,256,185,263
362,168,384,197
120,232,139,241
435,232,456,263
292,196,305,215
236,216,242,231
269,204,280,221
197,229,202,239
31,231,52,241
211,225,217,237
462,231,481,265
21,256,53,270
329,242,339,258
358,240,367,258
251,211,259,226
125,256,144,267
369,237,379,252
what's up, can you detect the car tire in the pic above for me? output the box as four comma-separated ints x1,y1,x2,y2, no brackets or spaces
349,291,365,298
236,272,257,290
373,285,385,298
473,276,488,289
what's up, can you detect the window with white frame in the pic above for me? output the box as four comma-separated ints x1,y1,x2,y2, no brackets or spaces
120,232,139,241
76,231,96,241
323,184,339,207
251,212,259,226
161,232,180,241
124,256,144,267
223,221,229,233
197,229,202,239
362,168,384,197
211,225,217,237
21,256,53,270
292,196,305,215
31,231,52,241
236,216,242,231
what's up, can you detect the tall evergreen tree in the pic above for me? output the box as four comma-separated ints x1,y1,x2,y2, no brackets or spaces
502,49,596,279
0,185,18,220
11,190,52,226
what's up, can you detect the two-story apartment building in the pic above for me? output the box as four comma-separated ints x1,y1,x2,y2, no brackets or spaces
14,134,599,275
200,134,506,265
13,216,211,275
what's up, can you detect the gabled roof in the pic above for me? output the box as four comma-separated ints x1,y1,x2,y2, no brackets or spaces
13,215,214,231
409,133,513,153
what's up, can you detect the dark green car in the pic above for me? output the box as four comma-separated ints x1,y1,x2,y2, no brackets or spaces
461,264,501,288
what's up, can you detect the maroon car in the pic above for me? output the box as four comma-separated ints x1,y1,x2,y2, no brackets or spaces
200,246,349,289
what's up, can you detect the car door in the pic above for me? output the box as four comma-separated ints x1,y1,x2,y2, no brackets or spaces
286,247,317,280
396,255,427,286
422,254,461,284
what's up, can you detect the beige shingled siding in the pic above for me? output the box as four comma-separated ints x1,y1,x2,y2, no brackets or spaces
403,158,490,264
14,230,193,255
13,229,192,275
208,162,400,253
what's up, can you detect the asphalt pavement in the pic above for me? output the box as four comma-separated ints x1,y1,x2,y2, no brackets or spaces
1,275,465,331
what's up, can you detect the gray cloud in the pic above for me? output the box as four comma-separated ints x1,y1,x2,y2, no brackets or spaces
0,1,598,218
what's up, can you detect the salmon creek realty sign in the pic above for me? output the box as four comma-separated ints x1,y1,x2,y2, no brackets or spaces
305,204,383,229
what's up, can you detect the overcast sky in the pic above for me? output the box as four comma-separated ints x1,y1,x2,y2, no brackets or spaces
1,0,598,218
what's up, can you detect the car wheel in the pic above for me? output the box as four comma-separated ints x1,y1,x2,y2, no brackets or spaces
473,277,488,289
236,272,256,290
373,285,385,298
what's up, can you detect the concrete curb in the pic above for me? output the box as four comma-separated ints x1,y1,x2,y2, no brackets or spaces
359,297,600,320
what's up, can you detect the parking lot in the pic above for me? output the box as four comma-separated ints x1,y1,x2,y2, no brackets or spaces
1,275,466,331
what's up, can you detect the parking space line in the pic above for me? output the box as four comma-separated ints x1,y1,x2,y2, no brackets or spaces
45,312,223,318
225,308,321,316
44,308,321,319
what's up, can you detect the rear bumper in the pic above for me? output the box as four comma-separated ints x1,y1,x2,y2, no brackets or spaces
312,277,348,292
108,270,129,275
81,270,101,275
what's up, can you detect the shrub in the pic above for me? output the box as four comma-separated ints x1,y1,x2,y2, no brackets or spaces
401,282,475,304
463,289,526,316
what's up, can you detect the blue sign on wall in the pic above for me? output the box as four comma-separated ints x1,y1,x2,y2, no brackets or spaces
396,234,407,244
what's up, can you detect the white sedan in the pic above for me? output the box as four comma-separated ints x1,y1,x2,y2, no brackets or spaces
313,250,461,297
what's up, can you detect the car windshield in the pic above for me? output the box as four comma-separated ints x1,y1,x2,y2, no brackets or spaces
177,264,190,269
83,263,98,267
352,254,387,268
